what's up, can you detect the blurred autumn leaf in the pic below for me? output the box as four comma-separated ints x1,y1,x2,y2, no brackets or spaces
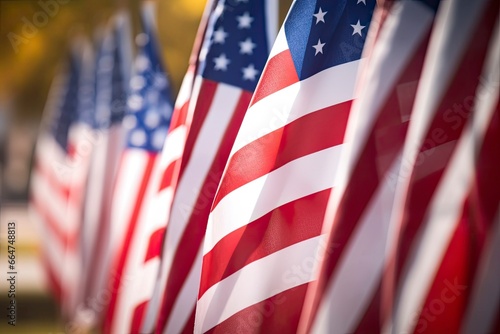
0,0,291,122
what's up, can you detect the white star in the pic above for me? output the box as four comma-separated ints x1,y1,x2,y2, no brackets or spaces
213,27,228,44
351,20,366,36
239,38,256,55
312,39,326,55
130,129,147,147
153,73,168,89
213,54,230,71
242,64,259,81
357,0,367,5
313,7,327,24
237,12,254,29
127,94,143,111
144,110,160,128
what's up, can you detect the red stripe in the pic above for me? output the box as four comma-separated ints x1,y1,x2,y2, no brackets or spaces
155,90,252,333
40,252,63,305
158,159,178,191
214,101,351,208
131,300,148,334
200,189,330,297
250,49,300,106
205,284,308,334
170,94,191,131
103,152,157,334
144,227,166,262
395,0,498,286
178,79,218,175
35,161,71,203
31,195,78,251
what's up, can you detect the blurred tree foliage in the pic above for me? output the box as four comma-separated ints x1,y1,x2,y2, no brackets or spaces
0,0,291,122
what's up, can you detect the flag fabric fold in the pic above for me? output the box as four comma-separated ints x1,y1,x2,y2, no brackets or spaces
297,1,440,332
382,0,499,333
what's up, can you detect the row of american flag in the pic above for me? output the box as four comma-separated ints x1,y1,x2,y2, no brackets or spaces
30,0,499,333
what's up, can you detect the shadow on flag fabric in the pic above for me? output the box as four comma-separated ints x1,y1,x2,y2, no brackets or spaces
77,10,133,328
142,0,277,333
101,2,174,333
195,0,374,332
382,0,499,333
297,1,440,332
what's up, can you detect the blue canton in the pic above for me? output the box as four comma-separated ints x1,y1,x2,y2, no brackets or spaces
76,47,96,128
285,0,375,80
51,52,80,152
124,12,174,151
200,0,271,92
94,23,130,129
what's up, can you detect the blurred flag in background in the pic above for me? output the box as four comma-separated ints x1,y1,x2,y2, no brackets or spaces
102,2,174,333
78,10,133,328
30,45,83,319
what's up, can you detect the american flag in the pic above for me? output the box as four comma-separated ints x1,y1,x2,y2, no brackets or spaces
196,0,374,332
63,38,98,318
30,48,82,316
383,0,499,332
78,11,132,326
298,0,440,332
101,3,174,333
139,1,216,332
142,0,277,333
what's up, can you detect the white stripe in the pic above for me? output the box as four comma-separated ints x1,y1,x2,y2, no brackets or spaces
112,256,161,334
174,68,195,109
196,235,326,333
165,82,241,278
312,156,402,334
159,125,187,168
205,145,343,255
164,247,203,334
31,170,76,235
268,26,288,58
230,60,362,156
110,150,149,258
111,156,166,333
